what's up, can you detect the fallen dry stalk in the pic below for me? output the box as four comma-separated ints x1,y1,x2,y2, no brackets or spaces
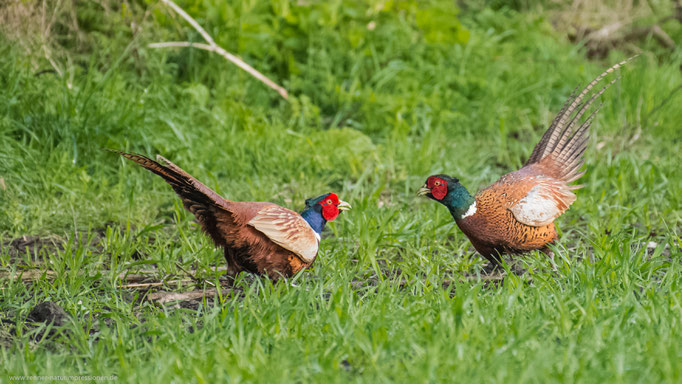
119,280,193,289
149,0,289,100
147,288,231,304
0,267,227,289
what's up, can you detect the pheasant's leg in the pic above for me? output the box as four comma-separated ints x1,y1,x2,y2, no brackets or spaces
481,253,503,274
223,248,242,286
471,243,502,274
481,262,500,275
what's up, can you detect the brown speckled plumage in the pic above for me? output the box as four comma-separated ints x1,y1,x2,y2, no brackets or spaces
456,164,560,260
419,58,634,264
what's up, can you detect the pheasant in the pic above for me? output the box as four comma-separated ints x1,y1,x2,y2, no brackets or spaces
110,151,351,280
418,58,632,265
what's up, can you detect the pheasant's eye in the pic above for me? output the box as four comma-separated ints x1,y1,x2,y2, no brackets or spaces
434,181,441,186
326,199,333,205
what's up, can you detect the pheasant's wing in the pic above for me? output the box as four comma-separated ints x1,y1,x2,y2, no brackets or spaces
248,205,320,263
507,173,577,227
111,150,238,247
481,166,578,227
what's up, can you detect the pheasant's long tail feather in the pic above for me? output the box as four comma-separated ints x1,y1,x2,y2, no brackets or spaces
108,149,234,245
525,56,636,183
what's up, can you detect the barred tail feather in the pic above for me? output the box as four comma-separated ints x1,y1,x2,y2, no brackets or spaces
107,150,234,245
525,56,636,184
106,150,187,187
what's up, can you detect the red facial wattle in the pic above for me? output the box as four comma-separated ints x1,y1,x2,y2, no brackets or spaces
427,177,448,200
321,204,340,221
320,193,341,221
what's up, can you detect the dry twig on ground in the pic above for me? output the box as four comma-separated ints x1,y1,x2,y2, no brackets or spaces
149,0,289,100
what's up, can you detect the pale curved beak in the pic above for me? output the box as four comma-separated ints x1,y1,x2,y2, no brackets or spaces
337,200,352,211
417,185,431,197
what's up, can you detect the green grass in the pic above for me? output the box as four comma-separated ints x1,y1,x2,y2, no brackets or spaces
1,0,681,382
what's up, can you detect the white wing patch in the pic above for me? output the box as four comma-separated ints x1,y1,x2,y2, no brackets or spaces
248,206,320,263
509,179,577,227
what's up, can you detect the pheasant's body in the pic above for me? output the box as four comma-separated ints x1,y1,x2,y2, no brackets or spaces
111,151,350,280
419,58,633,264
195,200,313,278
456,165,560,261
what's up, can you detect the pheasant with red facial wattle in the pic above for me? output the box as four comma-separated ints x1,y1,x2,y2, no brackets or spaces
418,58,633,266
110,151,351,280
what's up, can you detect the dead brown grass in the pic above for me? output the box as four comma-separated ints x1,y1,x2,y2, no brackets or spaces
550,0,680,58
0,0,79,75
0,0,148,84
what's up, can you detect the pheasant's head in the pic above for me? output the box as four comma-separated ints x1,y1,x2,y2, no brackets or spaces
417,175,475,219
305,193,352,221
417,174,460,201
